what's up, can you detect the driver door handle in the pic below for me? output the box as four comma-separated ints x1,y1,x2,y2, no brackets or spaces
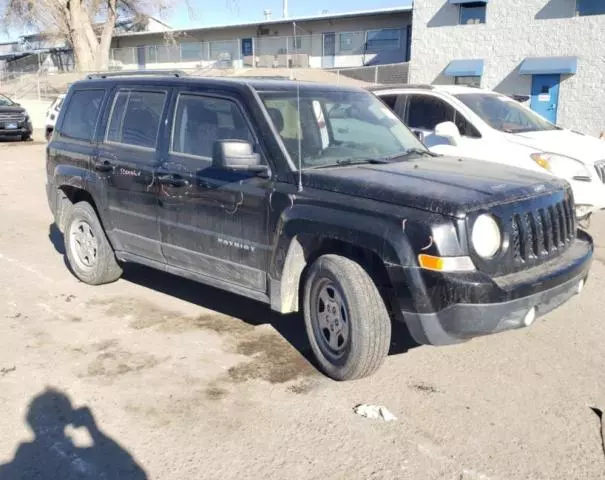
94,160,113,172
158,174,189,188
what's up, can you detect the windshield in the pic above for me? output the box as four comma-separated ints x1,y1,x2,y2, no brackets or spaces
259,90,426,169
0,94,14,107
455,93,558,133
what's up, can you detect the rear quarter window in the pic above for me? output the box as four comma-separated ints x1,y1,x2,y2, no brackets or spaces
60,89,105,141
106,90,167,149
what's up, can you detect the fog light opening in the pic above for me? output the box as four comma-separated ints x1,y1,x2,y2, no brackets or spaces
522,307,536,327
577,280,585,295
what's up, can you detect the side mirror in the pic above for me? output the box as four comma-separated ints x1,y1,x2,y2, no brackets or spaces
212,140,270,178
411,129,425,143
434,121,461,146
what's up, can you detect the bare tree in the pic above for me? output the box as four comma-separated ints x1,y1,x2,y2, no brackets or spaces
1,0,180,71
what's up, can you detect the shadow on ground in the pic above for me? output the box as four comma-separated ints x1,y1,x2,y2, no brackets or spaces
49,223,419,370
0,388,147,480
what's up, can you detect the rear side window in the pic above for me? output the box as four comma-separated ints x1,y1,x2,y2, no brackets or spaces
407,95,455,131
106,90,167,149
61,90,105,141
171,94,253,159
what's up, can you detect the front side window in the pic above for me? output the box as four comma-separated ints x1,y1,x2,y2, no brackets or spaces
366,29,401,51
259,90,425,169
171,94,253,159
455,93,558,133
106,90,167,149
460,2,487,24
576,0,605,16
61,89,105,141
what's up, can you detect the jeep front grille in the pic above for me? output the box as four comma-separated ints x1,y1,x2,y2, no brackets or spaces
595,160,605,183
511,196,575,264
0,112,24,122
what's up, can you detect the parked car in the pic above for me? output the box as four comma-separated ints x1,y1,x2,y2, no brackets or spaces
371,84,605,224
45,93,66,141
0,93,33,141
46,73,592,380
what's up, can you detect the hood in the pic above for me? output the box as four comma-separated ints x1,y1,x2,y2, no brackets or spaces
303,156,567,218
508,129,605,164
0,105,25,114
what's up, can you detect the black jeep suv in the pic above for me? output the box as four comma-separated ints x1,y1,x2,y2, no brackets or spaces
46,72,593,380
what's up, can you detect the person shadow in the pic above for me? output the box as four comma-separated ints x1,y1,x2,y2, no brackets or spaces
0,388,147,480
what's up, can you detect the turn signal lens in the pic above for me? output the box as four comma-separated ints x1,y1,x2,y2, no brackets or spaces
418,254,475,272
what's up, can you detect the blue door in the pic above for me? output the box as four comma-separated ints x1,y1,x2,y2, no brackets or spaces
322,33,336,68
241,38,253,57
530,74,560,124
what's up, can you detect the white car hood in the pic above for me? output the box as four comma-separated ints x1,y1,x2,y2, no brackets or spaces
507,129,605,164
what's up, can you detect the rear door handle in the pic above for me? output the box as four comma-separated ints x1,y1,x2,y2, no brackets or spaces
94,160,113,172
158,174,189,187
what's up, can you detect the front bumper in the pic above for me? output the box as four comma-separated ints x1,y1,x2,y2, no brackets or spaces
0,123,32,136
398,232,593,346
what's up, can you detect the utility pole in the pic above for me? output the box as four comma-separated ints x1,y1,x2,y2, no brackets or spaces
283,0,288,18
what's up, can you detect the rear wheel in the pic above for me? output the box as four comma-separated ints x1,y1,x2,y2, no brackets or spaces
64,201,122,285
303,254,391,381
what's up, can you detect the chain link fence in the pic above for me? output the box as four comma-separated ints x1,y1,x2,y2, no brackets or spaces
331,62,410,85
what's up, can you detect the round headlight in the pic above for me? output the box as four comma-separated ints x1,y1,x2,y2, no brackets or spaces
472,214,501,258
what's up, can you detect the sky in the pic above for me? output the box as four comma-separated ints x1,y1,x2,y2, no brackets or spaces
0,0,412,42
166,0,412,29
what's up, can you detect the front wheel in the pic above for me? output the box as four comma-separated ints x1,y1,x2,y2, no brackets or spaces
64,201,122,285
303,254,392,381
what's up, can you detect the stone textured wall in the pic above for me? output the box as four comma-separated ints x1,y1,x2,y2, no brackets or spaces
410,0,605,136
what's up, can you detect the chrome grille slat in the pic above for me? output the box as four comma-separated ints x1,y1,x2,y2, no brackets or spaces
0,113,23,122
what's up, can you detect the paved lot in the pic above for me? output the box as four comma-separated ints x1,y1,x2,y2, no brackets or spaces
1,140,605,480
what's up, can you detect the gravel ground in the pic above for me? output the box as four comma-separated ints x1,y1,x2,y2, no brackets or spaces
1,141,605,480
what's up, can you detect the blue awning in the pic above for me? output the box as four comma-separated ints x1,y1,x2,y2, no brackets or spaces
519,56,578,75
443,59,484,77
448,0,488,4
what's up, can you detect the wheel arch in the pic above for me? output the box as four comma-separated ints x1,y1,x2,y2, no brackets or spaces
269,210,410,315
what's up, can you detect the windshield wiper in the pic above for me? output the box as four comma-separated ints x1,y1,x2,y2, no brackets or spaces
308,158,389,169
386,148,438,161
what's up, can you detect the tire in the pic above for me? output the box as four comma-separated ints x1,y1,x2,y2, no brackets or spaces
21,134,31,141
303,254,392,381
64,201,122,285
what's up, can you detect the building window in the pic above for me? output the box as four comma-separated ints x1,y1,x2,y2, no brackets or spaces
455,76,481,87
365,29,401,51
576,0,605,16
459,2,487,25
289,36,303,50
340,32,355,51
180,43,202,61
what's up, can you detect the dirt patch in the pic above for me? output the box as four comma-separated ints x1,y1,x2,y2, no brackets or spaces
409,381,441,394
228,333,316,384
205,386,229,400
90,296,316,386
86,347,161,377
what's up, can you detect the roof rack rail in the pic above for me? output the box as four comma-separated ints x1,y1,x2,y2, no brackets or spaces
367,83,434,91
86,70,187,80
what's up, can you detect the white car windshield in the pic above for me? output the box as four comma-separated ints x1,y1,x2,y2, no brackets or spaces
455,93,558,133
259,90,427,169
